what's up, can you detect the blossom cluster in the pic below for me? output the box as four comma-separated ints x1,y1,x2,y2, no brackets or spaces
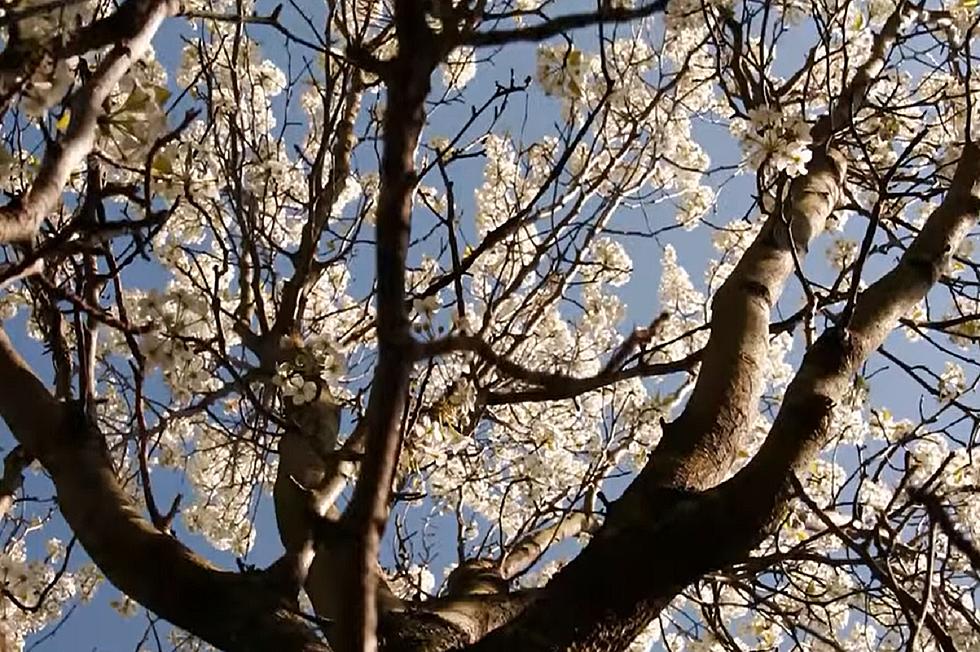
733,107,813,177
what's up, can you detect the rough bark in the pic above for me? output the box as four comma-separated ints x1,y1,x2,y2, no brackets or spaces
649,147,846,491
378,592,537,652
738,142,980,497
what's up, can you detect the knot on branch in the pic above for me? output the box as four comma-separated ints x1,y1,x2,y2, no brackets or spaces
446,559,509,597
741,280,773,308
602,479,702,542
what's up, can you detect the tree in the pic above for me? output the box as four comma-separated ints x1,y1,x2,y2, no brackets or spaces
0,0,979,649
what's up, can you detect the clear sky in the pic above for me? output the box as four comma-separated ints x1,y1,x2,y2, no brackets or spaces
1,2,965,650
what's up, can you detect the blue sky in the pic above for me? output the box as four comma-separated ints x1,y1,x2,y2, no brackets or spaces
1,3,972,650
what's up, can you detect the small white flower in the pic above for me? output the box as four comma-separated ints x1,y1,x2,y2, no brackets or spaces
45,539,63,563
412,295,440,323
256,59,286,97
442,47,477,90
296,381,318,405
110,594,140,618
938,361,966,402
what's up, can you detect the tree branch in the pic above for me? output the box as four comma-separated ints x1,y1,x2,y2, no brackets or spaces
0,0,178,244
639,0,913,495
500,512,599,581
463,140,980,652
461,1,667,47
417,331,699,405
0,327,329,651
911,488,980,572
338,3,443,649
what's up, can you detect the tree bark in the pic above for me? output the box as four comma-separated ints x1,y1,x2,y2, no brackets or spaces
338,4,443,650
643,0,911,495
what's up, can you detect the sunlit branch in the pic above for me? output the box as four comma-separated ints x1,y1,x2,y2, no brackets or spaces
0,0,179,244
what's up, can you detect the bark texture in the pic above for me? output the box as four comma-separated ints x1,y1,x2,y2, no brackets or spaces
646,0,911,495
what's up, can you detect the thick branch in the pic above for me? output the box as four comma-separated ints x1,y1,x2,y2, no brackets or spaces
645,1,911,493
339,4,442,650
500,513,599,580
380,592,537,652
740,143,980,494
464,138,980,652
0,328,328,651
647,148,846,491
